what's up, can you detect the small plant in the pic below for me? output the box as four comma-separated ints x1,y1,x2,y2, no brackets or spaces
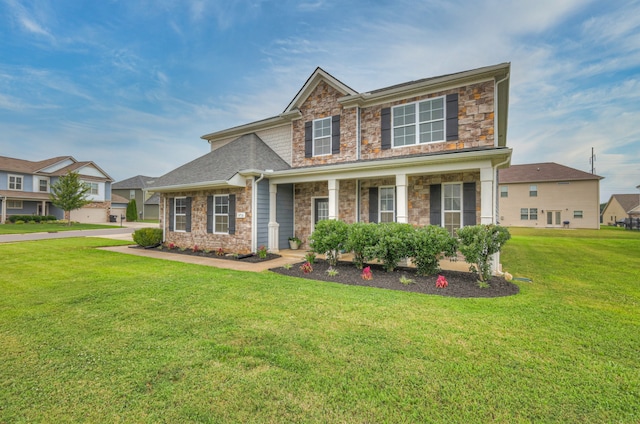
300,261,313,274
435,275,448,288
361,266,373,280
282,263,292,270
231,253,239,259
216,247,225,256
167,242,176,250
179,247,187,252
457,224,511,282
193,245,200,253
399,275,414,285
326,267,339,277
257,245,268,259
304,251,316,264
288,236,301,243
478,280,490,289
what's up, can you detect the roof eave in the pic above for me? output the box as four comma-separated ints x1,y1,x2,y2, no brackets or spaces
200,110,301,142
149,178,246,193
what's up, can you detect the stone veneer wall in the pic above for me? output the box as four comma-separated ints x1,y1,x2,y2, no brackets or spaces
291,81,358,168
360,81,495,160
159,180,253,253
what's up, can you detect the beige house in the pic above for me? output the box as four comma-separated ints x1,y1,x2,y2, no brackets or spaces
498,163,602,229
601,194,640,225
149,63,512,272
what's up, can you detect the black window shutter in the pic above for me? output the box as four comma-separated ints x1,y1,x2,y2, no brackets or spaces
228,194,236,235
185,197,192,233
304,121,313,158
169,198,174,231
206,195,213,233
331,115,340,154
381,107,391,150
430,184,442,226
369,188,379,223
446,93,459,141
463,182,476,226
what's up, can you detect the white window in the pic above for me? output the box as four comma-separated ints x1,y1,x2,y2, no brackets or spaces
529,185,538,197
83,181,99,195
443,183,462,236
393,97,445,147
520,208,538,220
313,198,329,229
379,186,395,223
7,200,23,209
520,208,529,220
8,175,23,191
500,186,508,198
574,210,583,219
39,179,49,192
130,190,136,199
313,117,332,156
214,195,229,233
174,197,187,232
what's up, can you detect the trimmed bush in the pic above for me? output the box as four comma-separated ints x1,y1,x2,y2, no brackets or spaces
457,224,511,282
8,215,57,224
344,222,378,269
309,219,349,267
410,225,458,276
364,222,414,272
126,199,138,222
132,228,163,247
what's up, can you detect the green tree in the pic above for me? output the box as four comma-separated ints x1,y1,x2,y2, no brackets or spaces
49,171,91,226
126,199,138,221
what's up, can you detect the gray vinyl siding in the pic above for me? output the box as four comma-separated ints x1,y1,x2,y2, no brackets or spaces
276,184,294,248
256,178,270,249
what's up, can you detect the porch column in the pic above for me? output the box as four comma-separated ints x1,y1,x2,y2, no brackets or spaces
480,166,494,224
396,173,408,223
1,197,6,224
328,179,339,220
41,200,47,216
268,182,280,252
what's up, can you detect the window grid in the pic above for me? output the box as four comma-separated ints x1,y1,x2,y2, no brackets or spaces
443,183,462,236
174,198,186,232
379,186,395,223
39,179,48,192
9,175,22,190
500,186,508,198
313,117,331,156
214,195,229,233
393,97,445,147
529,185,538,197
7,200,23,209
574,210,583,218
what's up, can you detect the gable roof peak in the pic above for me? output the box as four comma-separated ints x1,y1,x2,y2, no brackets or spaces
284,67,358,113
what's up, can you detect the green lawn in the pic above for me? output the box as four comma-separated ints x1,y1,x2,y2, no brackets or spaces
0,229,638,423
0,222,119,234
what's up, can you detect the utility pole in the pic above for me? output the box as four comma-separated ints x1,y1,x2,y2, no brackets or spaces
589,147,596,174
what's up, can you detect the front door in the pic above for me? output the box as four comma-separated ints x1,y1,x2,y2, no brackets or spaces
546,210,562,227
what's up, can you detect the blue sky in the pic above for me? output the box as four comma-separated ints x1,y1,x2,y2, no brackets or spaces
1,0,638,202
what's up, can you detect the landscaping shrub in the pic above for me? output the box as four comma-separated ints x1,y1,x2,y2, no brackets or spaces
126,199,138,222
364,222,413,272
309,219,349,267
344,222,378,269
410,225,458,276
457,224,511,282
132,228,163,247
8,215,57,224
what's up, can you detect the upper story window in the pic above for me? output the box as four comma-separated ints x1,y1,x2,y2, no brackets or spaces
174,197,187,232
8,175,23,191
529,185,538,197
379,186,395,223
393,97,445,147
39,179,48,192
130,189,136,199
85,182,99,195
500,186,508,198
313,117,332,156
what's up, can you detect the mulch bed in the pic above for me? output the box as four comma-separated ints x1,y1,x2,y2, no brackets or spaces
270,259,520,298
129,245,281,263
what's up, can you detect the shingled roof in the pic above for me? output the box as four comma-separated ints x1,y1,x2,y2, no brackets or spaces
149,133,290,190
499,162,603,184
608,194,640,213
113,175,158,190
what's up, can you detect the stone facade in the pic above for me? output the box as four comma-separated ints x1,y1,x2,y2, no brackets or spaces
159,180,253,253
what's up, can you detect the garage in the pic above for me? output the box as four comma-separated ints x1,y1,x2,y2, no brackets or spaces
70,207,108,223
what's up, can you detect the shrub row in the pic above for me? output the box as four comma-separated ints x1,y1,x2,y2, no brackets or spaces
132,228,163,247
8,215,57,223
309,220,510,280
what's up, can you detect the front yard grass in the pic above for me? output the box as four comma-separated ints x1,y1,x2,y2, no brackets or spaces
0,229,638,423
0,222,118,234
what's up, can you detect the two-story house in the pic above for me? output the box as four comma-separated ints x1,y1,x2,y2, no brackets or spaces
112,175,160,220
149,63,512,262
498,162,603,229
0,155,114,224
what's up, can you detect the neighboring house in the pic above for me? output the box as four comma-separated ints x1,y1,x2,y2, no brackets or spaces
0,155,113,224
110,193,130,222
498,162,603,229
149,63,512,269
112,175,159,220
601,194,640,225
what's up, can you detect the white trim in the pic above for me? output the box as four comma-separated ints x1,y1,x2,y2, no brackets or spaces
311,196,329,232
8,174,23,191
378,186,396,223
442,182,463,235
7,200,23,209
312,117,332,157
213,194,230,234
391,95,446,148
174,196,187,233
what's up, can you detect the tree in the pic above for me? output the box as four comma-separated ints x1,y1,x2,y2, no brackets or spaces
126,199,138,222
49,171,91,226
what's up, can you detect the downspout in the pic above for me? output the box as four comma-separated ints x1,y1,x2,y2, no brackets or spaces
494,72,510,148
162,196,166,242
356,106,361,160
252,173,266,253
